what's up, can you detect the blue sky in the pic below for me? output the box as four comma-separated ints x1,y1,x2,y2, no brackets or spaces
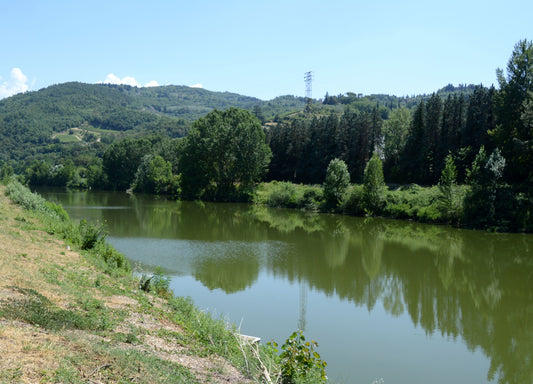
1,0,532,100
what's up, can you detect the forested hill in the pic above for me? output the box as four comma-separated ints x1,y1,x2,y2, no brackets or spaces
0,81,307,164
0,81,307,136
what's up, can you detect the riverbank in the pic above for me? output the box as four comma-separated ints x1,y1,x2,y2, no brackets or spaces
0,182,272,383
253,181,532,233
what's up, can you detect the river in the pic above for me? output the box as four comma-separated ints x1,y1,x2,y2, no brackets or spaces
37,189,533,384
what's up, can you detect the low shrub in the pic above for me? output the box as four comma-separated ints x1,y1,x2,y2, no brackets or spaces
266,182,299,208
300,185,323,210
139,267,171,298
93,241,130,272
78,219,106,250
340,185,365,215
255,182,324,210
416,204,442,223
384,185,442,221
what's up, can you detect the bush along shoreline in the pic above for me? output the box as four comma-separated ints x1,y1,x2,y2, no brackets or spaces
253,153,532,233
0,178,329,384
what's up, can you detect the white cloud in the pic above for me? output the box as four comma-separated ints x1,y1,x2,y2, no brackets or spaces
121,76,141,87
190,83,203,88
0,68,29,99
100,73,141,87
145,80,159,87
101,73,121,84
99,73,159,88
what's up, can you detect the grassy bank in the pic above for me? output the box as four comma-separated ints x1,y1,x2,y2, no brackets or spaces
253,181,463,224
0,180,284,383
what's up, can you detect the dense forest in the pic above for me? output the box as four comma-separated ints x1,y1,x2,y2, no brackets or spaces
0,39,531,231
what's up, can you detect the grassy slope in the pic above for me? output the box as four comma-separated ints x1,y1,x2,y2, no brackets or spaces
0,185,269,384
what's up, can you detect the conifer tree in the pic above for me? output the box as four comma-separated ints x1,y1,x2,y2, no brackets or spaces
363,153,385,215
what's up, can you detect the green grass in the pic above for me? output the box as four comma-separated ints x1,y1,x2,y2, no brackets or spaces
0,287,115,332
55,134,81,143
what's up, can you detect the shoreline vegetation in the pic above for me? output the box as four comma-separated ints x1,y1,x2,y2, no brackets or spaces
0,179,328,384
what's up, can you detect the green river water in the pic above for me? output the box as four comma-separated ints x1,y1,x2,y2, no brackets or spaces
38,189,533,384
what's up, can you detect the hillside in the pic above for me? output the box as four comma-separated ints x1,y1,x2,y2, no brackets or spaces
0,81,308,135
0,82,308,166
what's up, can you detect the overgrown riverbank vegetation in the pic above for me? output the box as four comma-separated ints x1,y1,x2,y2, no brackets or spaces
0,40,532,232
0,178,329,383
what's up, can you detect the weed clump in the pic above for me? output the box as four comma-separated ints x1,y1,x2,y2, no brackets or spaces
5,180,130,272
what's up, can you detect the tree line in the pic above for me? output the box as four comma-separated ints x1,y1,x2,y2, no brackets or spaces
268,85,498,187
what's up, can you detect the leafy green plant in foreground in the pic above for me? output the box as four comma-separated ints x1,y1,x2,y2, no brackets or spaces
268,330,327,384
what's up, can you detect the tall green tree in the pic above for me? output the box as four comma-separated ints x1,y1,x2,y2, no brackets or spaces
86,158,108,190
382,107,410,182
323,158,350,209
363,153,386,215
492,39,533,183
25,160,51,186
459,86,495,182
180,107,271,200
422,93,443,184
252,105,265,124
102,137,152,191
463,147,506,228
338,109,375,183
131,155,179,195
399,101,425,182
440,94,465,168
438,154,460,223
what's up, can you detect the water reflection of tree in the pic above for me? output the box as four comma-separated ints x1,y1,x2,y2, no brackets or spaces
255,208,533,384
192,249,260,294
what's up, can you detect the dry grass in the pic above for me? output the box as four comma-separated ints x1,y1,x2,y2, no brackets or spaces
0,187,255,384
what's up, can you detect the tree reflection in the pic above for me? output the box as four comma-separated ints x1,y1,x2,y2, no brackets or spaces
251,207,533,384
193,252,260,293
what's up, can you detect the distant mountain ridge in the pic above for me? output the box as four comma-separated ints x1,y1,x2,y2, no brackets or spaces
0,81,308,162
0,81,307,128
